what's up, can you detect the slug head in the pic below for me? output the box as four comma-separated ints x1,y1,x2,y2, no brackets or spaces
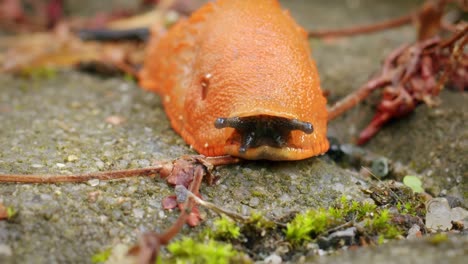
214,115,318,160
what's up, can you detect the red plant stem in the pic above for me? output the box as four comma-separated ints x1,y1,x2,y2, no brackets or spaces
158,166,204,244
327,76,390,121
438,26,468,49
383,44,411,73
357,112,392,145
135,165,206,264
308,13,413,38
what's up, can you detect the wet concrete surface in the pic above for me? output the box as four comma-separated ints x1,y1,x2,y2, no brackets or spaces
0,0,466,263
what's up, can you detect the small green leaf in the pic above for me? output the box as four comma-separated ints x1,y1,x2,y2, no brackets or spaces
91,248,112,263
403,176,424,193
6,207,16,218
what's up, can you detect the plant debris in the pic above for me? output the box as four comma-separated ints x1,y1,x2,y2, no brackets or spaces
0,202,16,220
326,0,467,144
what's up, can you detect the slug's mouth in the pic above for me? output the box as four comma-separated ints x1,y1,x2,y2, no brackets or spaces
214,115,313,160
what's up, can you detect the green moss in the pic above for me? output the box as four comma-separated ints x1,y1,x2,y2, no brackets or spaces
377,235,385,245
371,209,391,229
20,67,57,80
123,73,136,83
366,209,402,239
167,238,241,264
335,196,377,220
212,215,241,240
358,202,378,217
91,248,112,263
248,212,276,230
6,206,17,219
235,211,277,243
429,233,448,245
286,196,406,245
250,190,265,198
286,208,338,244
339,197,377,219
396,201,418,216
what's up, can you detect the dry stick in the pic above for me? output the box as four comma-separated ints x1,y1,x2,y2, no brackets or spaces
361,166,406,205
308,0,457,39
327,25,467,122
324,0,451,119
135,165,206,264
401,37,441,84
435,25,468,49
159,166,204,244
327,76,390,121
435,29,468,91
0,155,240,183
327,40,415,121
185,188,249,223
0,165,168,183
308,13,413,38
185,188,287,228
204,155,241,166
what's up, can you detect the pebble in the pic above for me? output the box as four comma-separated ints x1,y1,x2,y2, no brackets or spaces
105,243,133,264
249,197,260,207
99,215,108,224
158,210,166,219
112,210,123,220
138,159,150,167
426,198,452,231
148,199,161,209
279,194,291,203
87,179,100,187
40,194,52,201
407,224,422,239
450,207,468,227
0,244,12,256
95,160,105,169
318,227,357,249
241,205,250,215
133,208,144,219
175,185,188,203
331,183,345,192
67,155,79,162
264,254,282,264
371,157,389,178
445,196,464,208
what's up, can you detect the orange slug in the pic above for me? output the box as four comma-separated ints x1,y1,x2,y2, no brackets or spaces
139,0,329,160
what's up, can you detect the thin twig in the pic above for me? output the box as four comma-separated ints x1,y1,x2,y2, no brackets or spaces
0,155,240,184
0,165,169,183
308,13,413,38
185,187,249,223
327,76,390,121
159,166,205,244
325,221,355,234
361,166,405,205
132,165,206,264
434,25,467,49
183,186,287,228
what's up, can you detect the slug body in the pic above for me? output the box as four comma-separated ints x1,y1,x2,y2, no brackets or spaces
139,0,329,160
